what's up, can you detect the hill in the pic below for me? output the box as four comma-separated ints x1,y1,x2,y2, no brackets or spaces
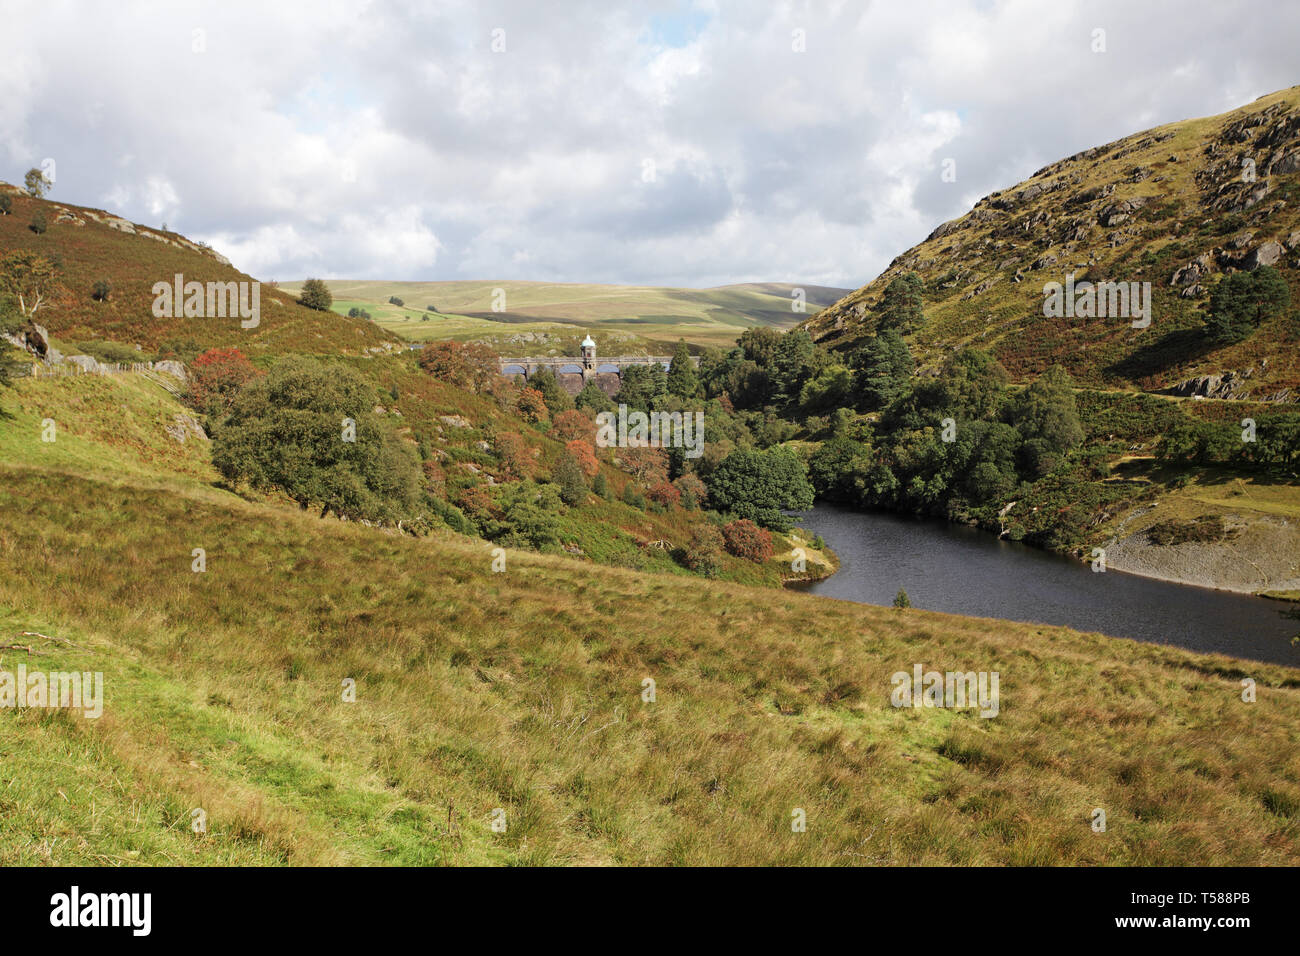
2,402,1298,864
804,86,1300,398
0,180,397,360
277,278,850,353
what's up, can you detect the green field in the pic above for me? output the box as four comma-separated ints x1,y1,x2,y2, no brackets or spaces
278,279,851,353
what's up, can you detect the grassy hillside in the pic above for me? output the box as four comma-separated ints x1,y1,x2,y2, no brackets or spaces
804,86,1300,397
2,457,1298,865
277,279,850,352
0,180,397,358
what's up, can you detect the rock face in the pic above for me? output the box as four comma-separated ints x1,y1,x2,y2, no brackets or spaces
1165,370,1252,400
66,355,101,373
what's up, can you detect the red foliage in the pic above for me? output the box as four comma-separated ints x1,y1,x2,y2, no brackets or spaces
186,347,260,415
647,480,681,507
551,408,595,443
620,445,669,487
494,431,532,480
564,439,600,478
721,518,774,563
516,387,549,423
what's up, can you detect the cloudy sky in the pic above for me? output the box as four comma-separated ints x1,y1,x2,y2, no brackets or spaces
2,0,1297,288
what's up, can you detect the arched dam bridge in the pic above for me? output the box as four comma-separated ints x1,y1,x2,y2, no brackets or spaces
497,354,699,396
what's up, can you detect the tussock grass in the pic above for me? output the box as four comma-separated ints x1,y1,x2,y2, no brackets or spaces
1,464,1297,865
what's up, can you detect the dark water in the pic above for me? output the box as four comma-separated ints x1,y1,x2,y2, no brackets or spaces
790,502,1300,668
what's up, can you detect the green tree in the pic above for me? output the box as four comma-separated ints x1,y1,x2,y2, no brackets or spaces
851,329,914,410
708,446,815,530
24,168,50,198
666,339,700,398
553,450,588,505
0,251,58,318
575,381,616,414
528,367,574,415
0,194,11,215
807,436,870,501
299,278,333,312
1205,266,1291,344
615,362,667,411
1004,365,1084,477
29,210,47,234
877,273,924,332
893,589,911,608
91,279,111,302
211,357,421,522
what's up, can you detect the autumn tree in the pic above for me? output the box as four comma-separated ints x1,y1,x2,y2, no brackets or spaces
417,340,500,393
186,347,262,419
0,251,58,318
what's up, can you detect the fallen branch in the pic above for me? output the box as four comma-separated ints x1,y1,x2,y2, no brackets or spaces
20,631,77,647
0,643,42,655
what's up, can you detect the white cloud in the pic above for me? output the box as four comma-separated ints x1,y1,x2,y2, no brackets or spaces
1,0,1295,287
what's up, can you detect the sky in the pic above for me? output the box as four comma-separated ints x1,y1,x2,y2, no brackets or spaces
2,0,1297,289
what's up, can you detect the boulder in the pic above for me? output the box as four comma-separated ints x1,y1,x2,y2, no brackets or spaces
1244,240,1284,270
66,354,101,373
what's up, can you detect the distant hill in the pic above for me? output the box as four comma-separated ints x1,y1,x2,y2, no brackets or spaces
278,278,852,353
0,181,397,359
804,86,1300,400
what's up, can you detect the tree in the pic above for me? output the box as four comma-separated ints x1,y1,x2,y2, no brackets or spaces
516,387,549,423
647,479,681,508
575,382,616,414
708,446,815,530
553,451,588,505
388,295,404,306
807,436,870,501
416,340,499,393
877,273,924,332
893,589,911,608
684,523,724,577
210,357,421,523
299,278,333,312
186,347,262,419
615,362,667,411
851,329,914,410
564,438,599,478
0,194,11,215
666,339,700,398
721,518,773,562
0,251,58,317
1004,365,1083,477
528,367,574,414
1205,266,1291,344
29,210,47,234
91,279,111,302
620,445,669,487
494,431,532,480
673,472,707,509
24,168,50,198
551,408,594,444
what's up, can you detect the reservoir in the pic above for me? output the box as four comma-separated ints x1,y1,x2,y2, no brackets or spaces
791,502,1300,668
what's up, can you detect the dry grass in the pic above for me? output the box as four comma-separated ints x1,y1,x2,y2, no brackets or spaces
1,463,1297,866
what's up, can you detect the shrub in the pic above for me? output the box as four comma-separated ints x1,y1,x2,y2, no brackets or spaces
551,408,595,444
721,518,773,563
0,194,11,215
422,459,447,497
91,279,111,302
29,210,47,234
388,296,404,306
647,480,681,508
591,471,610,498
684,523,724,576
494,431,531,480
299,278,333,311
621,484,647,510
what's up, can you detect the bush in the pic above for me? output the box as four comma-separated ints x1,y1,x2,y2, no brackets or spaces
0,194,10,215
347,307,372,320
591,471,610,498
516,387,549,423
493,431,531,480
684,523,724,577
299,278,333,311
721,518,773,563
91,279,111,302
621,484,647,510
564,439,599,477
673,472,707,509
29,211,47,234
388,296,404,306
647,480,681,508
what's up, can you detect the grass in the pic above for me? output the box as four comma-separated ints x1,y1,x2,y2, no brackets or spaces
278,279,850,352
1,463,1297,865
